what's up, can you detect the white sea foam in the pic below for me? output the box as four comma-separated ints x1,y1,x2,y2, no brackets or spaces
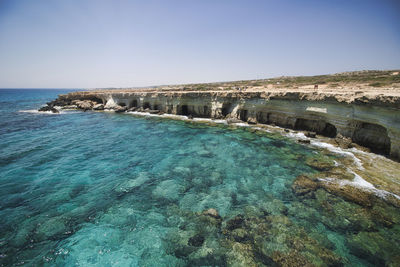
126,111,231,125
214,119,228,124
19,109,62,114
318,174,400,201
286,131,307,140
348,147,388,161
232,122,251,127
192,118,213,122
319,167,400,200
253,127,272,133
127,111,189,120
310,140,364,170
349,170,375,189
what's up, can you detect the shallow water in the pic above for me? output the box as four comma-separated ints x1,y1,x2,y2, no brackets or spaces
0,89,399,266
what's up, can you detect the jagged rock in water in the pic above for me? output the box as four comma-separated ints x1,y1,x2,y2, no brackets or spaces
38,105,59,113
72,100,95,110
114,106,127,113
93,103,104,110
334,133,353,149
305,131,317,138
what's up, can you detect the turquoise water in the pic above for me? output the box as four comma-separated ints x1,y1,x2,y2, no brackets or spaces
1,89,399,266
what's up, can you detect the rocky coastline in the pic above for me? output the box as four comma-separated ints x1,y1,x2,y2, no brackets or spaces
38,87,400,266
41,88,400,161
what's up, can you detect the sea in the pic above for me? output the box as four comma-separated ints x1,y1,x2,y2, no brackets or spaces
0,89,399,266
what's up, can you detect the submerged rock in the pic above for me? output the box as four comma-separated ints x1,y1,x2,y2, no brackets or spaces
115,172,150,193
226,242,258,267
347,231,400,266
152,179,183,202
291,175,319,197
321,182,376,207
225,215,245,231
188,234,205,247
271,250,314,267
305,156,335,171
36,217,67,240
259,199,288,216
202,208,221,219
231,228,249,242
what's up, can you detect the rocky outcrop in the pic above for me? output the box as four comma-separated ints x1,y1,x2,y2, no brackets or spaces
42,89,400,160
38,105,59,113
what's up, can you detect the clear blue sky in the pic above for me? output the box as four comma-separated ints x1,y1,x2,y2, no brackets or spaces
0,0,399,88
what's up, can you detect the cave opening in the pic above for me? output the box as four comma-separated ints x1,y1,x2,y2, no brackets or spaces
239,110,248,121
143,102,151,109
203,106,210,117
131,99,138,107
153,104,160,110
294,118,337,137
353,122,391,156
322,123,337,138
84,96,103,104
221,103,232,117
181,105,189,115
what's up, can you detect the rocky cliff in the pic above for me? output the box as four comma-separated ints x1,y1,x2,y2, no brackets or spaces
44,89,400,161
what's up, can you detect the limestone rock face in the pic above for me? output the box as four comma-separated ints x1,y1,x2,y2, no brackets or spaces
72,100,96,110
47,89,400,160
114,106,127,113
93,103,104,110
38,106,59,113
334,134,353,149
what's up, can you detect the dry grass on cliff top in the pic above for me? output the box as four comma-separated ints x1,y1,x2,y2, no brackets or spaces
94,70,400,96
174,70,400,91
